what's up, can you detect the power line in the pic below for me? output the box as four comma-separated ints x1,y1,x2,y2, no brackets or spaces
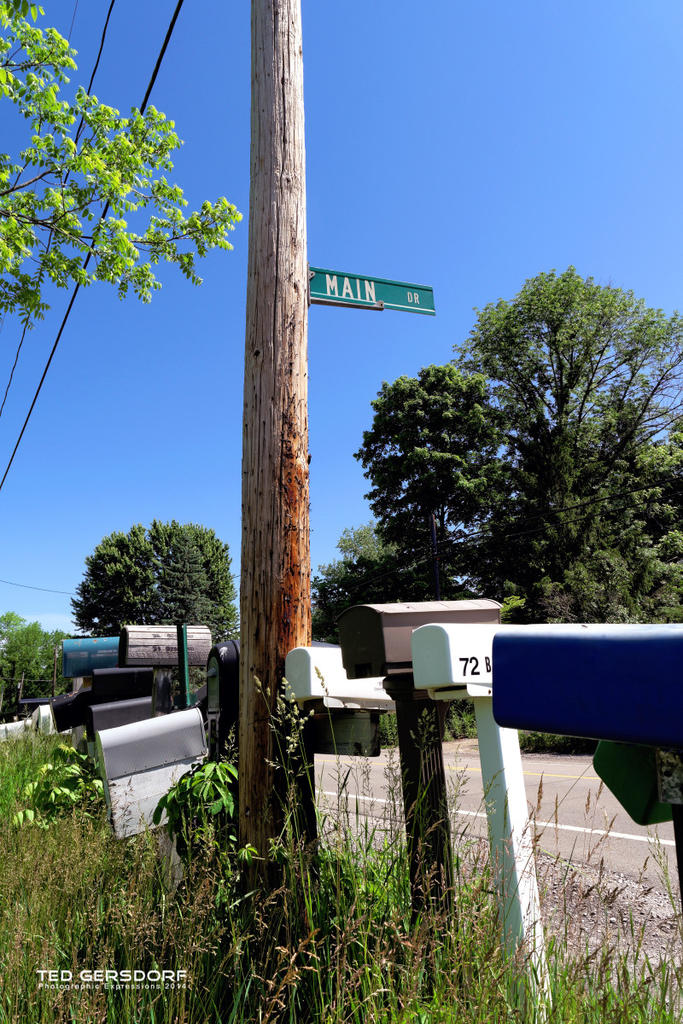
75,0,117,144
323,474,683,601
0,576,74,596
0,0,186,497
0,321,27,420
67,0,79,42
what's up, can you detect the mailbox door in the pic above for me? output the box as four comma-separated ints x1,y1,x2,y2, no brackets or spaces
493,624,683,747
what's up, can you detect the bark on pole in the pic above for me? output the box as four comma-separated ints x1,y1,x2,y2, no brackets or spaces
239,0,310,861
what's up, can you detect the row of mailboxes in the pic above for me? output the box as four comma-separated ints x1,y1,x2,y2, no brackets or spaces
408,621,683,834
401,620,683,750
85,628,213,836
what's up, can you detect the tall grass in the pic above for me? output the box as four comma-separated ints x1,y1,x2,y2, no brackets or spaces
0,732,680,1023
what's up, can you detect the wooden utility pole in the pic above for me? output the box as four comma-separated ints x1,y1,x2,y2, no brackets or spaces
239,0,310,862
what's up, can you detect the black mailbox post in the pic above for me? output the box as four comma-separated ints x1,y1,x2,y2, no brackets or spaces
338,600,501,916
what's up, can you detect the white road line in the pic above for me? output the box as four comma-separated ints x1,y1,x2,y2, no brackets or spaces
320,790,676,848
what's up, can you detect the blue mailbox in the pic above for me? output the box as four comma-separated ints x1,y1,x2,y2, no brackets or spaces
492,624,683,748
62,637,119,678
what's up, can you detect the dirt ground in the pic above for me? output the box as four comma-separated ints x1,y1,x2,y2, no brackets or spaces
536,845,682,970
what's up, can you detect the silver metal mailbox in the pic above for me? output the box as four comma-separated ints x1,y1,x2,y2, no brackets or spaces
96,708,207,839
0,719,30,740
31,703,55,735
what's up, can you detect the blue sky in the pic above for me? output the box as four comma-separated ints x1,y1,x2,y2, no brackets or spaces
2,1,683,633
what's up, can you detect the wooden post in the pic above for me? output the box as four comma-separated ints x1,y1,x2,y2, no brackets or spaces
392,690,453,918
239,0,311,862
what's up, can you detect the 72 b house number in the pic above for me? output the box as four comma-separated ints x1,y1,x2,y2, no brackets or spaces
458,656,492,676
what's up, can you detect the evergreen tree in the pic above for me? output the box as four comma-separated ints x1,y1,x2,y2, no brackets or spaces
72,521,238,638
157,530,213,626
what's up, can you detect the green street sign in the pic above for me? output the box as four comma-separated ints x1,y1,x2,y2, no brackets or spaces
309,266,435,315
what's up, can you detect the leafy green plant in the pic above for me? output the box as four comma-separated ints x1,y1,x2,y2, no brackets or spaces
12,741,103,827
152,759,241,862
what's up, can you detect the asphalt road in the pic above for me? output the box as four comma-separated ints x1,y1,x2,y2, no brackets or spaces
314,739,677,887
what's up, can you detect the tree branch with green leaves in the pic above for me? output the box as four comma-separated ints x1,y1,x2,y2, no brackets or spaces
0,4,241,327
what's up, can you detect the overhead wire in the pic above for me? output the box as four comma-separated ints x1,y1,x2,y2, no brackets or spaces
0,575,74,596
67,0,79,42
324,471,683,601
1,476,677,603
0,0,186,497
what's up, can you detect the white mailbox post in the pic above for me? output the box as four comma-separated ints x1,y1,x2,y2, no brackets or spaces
411,622,549,996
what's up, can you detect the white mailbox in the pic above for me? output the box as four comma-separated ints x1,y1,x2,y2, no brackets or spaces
410,621,548,993
284,645,394,710
411,622,504,699
284,645,394,757
96,707,207,839
0,719,30,741
31,703,55,735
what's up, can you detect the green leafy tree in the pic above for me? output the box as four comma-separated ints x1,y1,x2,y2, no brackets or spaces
459,267,683,621
0,611,68,697
353,270,683,623
312,523,433,643
0,4,240,327
71,520,238,639
354,365,504,597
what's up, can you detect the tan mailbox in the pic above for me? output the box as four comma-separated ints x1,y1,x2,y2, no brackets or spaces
337,600,501,693
119,625,212,668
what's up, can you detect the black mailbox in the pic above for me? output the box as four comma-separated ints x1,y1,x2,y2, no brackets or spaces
52,667,154,732
151,670,173,716
86,696,153,740
338,600,501,694
51,689,91,732
91,667,154,701
206,640,239,758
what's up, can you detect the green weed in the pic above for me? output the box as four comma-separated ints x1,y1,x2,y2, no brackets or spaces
0,733,678,1023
